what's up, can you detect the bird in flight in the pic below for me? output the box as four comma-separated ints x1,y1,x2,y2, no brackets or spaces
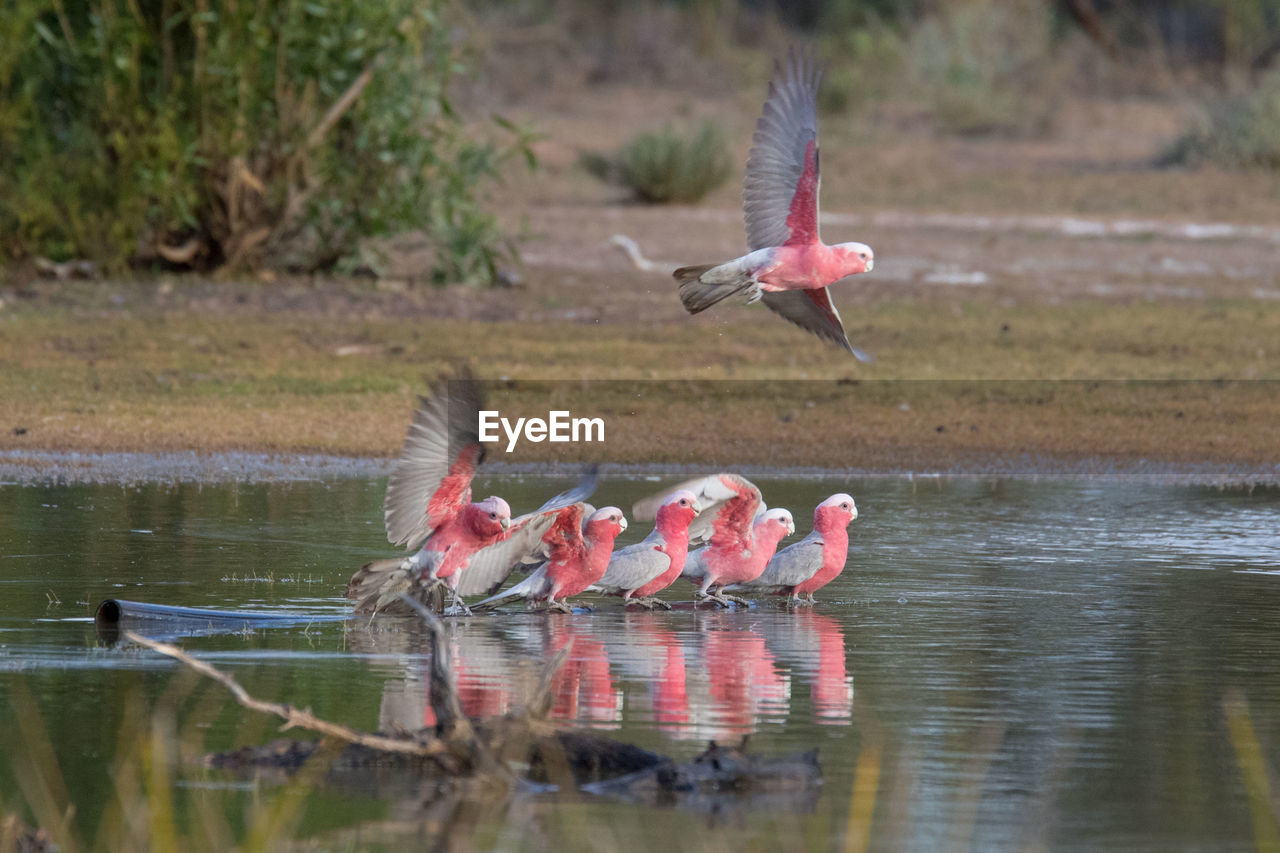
674,48,875,358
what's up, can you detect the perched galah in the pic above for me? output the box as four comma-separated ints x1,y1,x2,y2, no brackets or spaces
591,489,701,609
639,473,794,606
728,493,858,605
684,508,795,606
471,504,628,613
674,48,875,358
345,368,596,616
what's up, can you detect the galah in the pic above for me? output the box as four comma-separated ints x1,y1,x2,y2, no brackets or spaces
345,367,597,616
591,489,701,609
471,504,628,613
639,473,795,606
683,508,795,607
728,493,858,605
673,48,875,358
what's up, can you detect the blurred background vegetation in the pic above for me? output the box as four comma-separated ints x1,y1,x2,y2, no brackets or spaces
3,0,1279,282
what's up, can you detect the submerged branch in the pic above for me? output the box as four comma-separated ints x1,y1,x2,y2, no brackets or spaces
124,631,453,763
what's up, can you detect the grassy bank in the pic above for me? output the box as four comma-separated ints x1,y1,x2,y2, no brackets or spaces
1,280,1276,471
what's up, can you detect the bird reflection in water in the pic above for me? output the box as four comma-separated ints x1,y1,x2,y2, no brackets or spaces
356,609,852,738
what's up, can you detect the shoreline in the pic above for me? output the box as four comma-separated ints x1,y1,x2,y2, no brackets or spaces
3,449,1276,488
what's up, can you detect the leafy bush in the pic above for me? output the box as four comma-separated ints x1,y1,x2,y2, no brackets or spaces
1163,71,1280,171
0,0,534,283
583,123,732,204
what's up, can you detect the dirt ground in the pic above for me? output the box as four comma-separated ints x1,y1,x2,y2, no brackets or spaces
2,76,1278,480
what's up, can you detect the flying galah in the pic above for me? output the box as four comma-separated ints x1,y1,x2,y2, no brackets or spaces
345,367,597,616
591,489,701,608
673,48,875,358
727,493,858,605
471,504,628,613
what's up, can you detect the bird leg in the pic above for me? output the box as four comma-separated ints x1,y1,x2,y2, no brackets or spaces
718,593,752,607
545,597,574,614
443,588,473,617
805,593,818,605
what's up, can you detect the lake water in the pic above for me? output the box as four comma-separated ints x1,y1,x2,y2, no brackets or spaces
1,474,1278,850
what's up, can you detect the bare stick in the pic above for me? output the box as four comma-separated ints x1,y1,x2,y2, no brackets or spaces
124,631,451,761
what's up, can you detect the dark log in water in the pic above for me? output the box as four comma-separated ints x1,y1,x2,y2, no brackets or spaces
95,598,344,642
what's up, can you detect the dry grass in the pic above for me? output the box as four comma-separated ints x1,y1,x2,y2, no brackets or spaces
1,283,1276,469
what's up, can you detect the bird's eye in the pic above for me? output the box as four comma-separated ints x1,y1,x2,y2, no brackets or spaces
489,512,497,519
859,252,868,261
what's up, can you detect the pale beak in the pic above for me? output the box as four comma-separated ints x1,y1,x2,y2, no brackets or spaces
619,517,628,531
692,500,703,514
500,517,510,531
865,258,875,273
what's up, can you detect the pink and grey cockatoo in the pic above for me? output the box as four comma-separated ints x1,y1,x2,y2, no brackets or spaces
642,473,795,606
674,49,875,358
345,368,597,616
471,504,628,613
727,493,857,605
591,489,702,609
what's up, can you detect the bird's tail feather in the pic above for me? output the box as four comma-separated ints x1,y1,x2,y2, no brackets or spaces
346,557,444,615
675,264,760,314
472,568,546,611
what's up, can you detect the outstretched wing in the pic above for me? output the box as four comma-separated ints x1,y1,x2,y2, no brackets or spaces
739,531,824,590
744,47,822,252
633,473,763,550
455,503,588,597
761,289,866,358
384,367,485,551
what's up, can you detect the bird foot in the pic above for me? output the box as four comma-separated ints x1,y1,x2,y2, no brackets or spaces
546,600,574,614
443,602,473,617
641,597,672,610
709,592,750,608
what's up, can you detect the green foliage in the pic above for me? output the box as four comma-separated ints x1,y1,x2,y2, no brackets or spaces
0,0,534,284
583,123,732,204
1163,71,1280,171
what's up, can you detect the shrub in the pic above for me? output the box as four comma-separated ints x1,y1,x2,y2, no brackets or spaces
1162,71,1280,171
0,0,534,283
583,123,732,204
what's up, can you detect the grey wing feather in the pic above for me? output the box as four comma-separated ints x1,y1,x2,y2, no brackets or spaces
473,564,551,609
681,546,708,581
760,290,863,356
596,533,670,592
743,48,821,252
737,531,824,591
633,472,763,547
384,367,485,551
454,501,594,597
533,465,600,513
453,511,559,597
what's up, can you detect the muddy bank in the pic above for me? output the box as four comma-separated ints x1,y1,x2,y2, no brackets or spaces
2,449,1275,487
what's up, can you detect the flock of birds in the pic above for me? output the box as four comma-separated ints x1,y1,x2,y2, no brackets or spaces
345,369,858,618
346,48,874,617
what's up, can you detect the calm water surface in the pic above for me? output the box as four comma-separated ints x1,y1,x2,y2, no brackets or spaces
1,475,1278,850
